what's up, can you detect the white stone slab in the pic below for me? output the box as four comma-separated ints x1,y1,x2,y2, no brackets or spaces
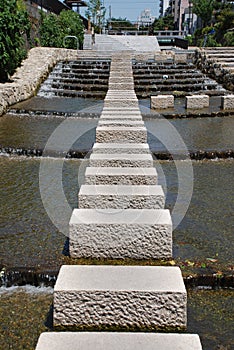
186,95,209,109
54,266,186,328
104,100,139,108
96,126,147,143
98,120,144,127
221,94,234,109
89,153,153,167
85,167,158,185
151,95,174,109
36,332,202,350
92,143,150,154
100,115,142,121
69,208,172,259
78,184,165,209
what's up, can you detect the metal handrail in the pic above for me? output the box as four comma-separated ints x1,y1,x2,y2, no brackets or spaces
63,35,79,53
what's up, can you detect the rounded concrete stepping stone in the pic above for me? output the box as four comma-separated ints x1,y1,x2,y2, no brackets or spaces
53,265,186,329
89,153,153,167
96,126,147,143
92,143,150,154
69,208,172,258
78,184,165,209
36,332,202,350
85,167,157,185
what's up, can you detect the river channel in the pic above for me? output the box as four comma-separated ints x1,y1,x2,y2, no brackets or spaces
0,93,233,350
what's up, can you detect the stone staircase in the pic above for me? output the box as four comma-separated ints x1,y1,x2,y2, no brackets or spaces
38,59,111,98
35,52,202,349
84,34,160,52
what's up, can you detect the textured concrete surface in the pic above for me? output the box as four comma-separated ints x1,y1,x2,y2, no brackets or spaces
36,332,202,350
89,153,153,167
85,167,158,185
186,95,209,109
92,143,150,154
96,126,147,143
221,94,234,109
151,95,174,109
78,184,165,209
69,208,172,258
54,266,186,328
100,115,143,121
98,120,144,127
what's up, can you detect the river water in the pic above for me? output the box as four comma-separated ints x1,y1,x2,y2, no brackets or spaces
0,93,233,350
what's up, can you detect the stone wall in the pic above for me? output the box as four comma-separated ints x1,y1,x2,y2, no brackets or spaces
0,47,78,117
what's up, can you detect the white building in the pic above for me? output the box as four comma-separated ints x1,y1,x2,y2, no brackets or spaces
137,9,155,25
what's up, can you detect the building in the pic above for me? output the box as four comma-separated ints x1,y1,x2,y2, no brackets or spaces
159,0,170,17
137,9,155,26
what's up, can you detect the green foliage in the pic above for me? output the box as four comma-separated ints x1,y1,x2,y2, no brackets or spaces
0,0,30,82
223,31,234,46
108,17,136,31
153,15,174,31
192,0,215,27
39,10,84,49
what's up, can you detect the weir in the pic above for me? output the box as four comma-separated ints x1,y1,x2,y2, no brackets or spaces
36,52,202,349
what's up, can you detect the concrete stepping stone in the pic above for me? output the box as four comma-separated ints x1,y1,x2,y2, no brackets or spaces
98,120,144,127
92,142,150,154
85,167,157,185
36,332,202,350
100,115,143,121
89,153,153,167
96,126,147,143
69,208,172,258
78,184,165,209
53,266,185,328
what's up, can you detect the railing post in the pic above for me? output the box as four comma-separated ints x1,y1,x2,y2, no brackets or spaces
63,35,79,53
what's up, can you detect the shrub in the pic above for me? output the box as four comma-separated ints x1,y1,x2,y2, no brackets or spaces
0,0,30,82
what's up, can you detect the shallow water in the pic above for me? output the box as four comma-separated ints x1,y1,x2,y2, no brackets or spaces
0,287,233,350
0,113,233,153
0,157,233,269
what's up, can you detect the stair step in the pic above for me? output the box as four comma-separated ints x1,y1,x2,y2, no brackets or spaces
96,126,147,143
89,153,153,167
36,332,202,350
69,208,171,258
78,184,165,209
92,142,150,153
85,166,157,185
53,265,185,328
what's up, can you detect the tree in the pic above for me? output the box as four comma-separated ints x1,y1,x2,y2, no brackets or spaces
85,0,106,32
192,0,215,27
39,10,84,49
153,15,174,31
0,0,30,82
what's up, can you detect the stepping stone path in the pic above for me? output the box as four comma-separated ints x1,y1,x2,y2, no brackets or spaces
36,52,203,349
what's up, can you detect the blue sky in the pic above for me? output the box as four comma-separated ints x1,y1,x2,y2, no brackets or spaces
60,0,160,22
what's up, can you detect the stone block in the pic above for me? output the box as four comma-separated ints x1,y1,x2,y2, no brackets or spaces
151,95,174,109
221,95,234,110
89,153,153,167
85,167,158,185
96,126,147,143
53,266,186,328
108,83,135,90
36,332,202,350
78,184,165,209
92,142,150,154
69,208,172,259
100,115,142,121
104,100,139,108
98,120,144,127
186,95,209,109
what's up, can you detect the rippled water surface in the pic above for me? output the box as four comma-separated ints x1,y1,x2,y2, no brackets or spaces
0,113,233,152
0,157,233,268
